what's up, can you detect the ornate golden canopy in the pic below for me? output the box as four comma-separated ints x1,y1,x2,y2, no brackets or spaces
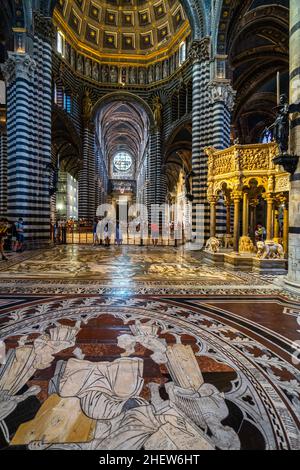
54,0,190,63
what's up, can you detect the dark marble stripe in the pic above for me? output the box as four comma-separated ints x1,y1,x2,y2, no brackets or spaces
289,227,300,234
291,117,300,129
290,20,300,37
290,66,300,80
291,173,300,181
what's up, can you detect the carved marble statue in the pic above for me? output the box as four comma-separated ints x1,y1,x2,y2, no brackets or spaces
152,96,163,129
85,59,91,77
92,63,98,81
138,68,145,84
129,67,136,84
82,90,92,119
205,237,221,253
77,55,83,74
110,66,118,83
155,64,160,81
148,67,153,84
267,94,300,154
102,65,109,83
163,61,168,79
256,241,284,259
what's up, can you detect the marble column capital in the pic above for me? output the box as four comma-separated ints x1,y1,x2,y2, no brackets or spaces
33,12,56,43
188,37,210,63
1,52,36,84
207,80,236,111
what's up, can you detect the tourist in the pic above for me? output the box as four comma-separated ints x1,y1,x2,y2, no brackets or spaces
104,222,110,247
93,218,98,245
15,217,24,253
0,218,9,261
151,222,159,247
54,220,61,244
115,221,122,246
96,219,102,245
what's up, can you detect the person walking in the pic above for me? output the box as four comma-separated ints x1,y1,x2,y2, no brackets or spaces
93,218,98,245
0,218,9,261
61,219,67,244
15,217,24,253
96,219,103,245
151,222,159,247
115,221,123,246
104,222,110,247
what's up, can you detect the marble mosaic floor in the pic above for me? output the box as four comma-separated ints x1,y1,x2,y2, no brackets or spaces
0,246,299,450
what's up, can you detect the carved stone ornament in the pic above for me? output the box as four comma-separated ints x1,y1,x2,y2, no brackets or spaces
208,80,237,111
0,52,36,84
33,12,55,43
188,37,210,63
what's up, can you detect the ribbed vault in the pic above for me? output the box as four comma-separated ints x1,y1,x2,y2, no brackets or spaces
97,99,149,174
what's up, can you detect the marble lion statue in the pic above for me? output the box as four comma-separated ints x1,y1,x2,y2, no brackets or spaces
205,237,221,253
256,241,284,259
224,234,234,249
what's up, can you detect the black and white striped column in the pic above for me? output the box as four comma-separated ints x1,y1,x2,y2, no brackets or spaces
286,0,300,290
208,80,236,235
148,130,161,208
1,45,52,245
0,129,7,216
189,38,211,242
79,117,96,222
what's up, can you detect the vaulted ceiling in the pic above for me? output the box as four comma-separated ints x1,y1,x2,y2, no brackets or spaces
221,0,289,143
97,100,149,173
54,0,189,61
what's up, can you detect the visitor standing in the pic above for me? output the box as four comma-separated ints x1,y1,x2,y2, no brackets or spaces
96,219,102,245
93,218,98,245
115,221,123,246
15,217,24,253
104,222,110,247
61,219,67,244
0,218,8,261
151,222,159,247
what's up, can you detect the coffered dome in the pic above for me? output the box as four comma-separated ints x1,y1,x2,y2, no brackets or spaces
54,0,190,62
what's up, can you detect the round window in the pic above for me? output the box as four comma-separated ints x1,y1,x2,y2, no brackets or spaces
113,152,133,172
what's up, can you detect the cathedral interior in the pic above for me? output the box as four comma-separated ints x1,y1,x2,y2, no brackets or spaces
0,0,299,452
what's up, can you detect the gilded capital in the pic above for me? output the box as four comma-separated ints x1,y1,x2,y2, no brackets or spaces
0,52,36,84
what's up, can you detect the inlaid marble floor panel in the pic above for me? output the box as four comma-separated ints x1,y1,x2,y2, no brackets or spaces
0,294,299,450
0,246,299,450
0,245,271,283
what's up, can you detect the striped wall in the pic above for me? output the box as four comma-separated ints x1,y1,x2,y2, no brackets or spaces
0,130,7,216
